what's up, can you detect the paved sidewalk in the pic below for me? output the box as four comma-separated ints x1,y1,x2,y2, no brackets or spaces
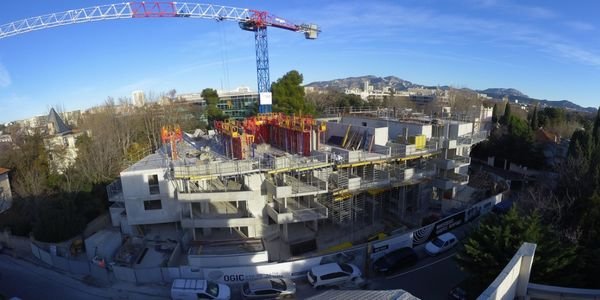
1,245,171,299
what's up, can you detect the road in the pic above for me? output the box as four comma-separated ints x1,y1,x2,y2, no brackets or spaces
370,250,466,299
0,254,170,300
0,254,108,300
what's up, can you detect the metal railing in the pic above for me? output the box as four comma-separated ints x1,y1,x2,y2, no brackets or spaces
106,179,123,202
527,283,600,299
451,155,471,165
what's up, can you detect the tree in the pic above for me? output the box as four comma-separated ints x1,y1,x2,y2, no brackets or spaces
201,88,227,127
491,103,498,124
530,105,538,130
500,102,511,125
271,70,315,115
593,107,600,145
456,207,577,288
4,132,50,198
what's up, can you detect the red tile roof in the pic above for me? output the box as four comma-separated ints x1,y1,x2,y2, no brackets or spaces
0,167,9,175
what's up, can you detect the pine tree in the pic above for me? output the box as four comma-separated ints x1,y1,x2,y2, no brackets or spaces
491,103,498,124
271,70,315,115
530,105,538,130
500,102,512,125
593,107,600,146
456,207,577,288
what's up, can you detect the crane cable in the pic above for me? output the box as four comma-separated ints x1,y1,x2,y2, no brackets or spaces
218,22,231,92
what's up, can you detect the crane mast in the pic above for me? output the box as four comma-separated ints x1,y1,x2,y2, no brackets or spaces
0,1,320,112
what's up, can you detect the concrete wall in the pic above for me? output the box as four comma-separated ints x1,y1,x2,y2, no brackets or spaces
373,127,389,145
389,122,433,140
84,230,122,262
339,116,433,141
30,242,91,275
109,205,124,227
478,243,536,300
135,267,163,283
178,190,256,202
121,167,180,225
114,265,137,282
370,232,414,261
448,121,473,138
188,251,269,267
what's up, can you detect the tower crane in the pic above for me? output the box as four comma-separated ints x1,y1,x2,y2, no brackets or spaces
0,2,320,113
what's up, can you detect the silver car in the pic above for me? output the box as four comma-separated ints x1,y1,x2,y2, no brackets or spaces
241,278,296,299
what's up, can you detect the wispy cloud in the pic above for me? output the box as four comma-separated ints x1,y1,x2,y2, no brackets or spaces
0,62,11,88
312,1,600,67
564,21,595,31
468,0,557,19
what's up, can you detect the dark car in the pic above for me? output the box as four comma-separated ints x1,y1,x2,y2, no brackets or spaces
372,247,418,274
492,199,514,214
448,277,486,300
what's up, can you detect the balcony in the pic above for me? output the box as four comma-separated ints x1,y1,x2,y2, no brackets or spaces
447,172,469,184
433,177,455,190
436,156,471,170
267,174,328,198
177,190,256,202
433,172,469,189
266,198,328,224
181,202,257,228
436,158,456,170
107,179,123,202
452,155,471,166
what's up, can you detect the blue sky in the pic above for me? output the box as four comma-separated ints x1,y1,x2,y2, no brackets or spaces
1,0,599,123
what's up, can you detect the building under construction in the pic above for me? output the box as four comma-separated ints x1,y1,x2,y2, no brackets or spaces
107,111,488,260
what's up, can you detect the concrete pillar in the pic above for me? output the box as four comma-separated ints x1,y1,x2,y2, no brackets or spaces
517,243,537,298
282,224,289,242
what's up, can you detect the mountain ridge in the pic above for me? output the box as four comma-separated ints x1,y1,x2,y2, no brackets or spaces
305,75,596,113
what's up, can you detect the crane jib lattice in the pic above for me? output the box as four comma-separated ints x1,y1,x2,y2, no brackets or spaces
0,2,320,112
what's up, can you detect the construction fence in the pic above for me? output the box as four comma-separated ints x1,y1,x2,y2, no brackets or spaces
16,192,506,286
29,242,109,282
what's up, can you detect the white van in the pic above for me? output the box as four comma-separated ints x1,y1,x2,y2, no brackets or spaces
307,262,362,288
171,279,231,300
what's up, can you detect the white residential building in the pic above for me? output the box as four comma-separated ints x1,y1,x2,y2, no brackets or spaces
132,90,146,107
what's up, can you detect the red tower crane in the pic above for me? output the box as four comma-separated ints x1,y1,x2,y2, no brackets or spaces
0,2,320,112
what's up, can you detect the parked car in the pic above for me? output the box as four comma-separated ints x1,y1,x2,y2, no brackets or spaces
372,247,418,274
425,232,458,256
171,279,230,300
492,199,514,214
307,262,362,288
241,278,296,299
448,277,485,300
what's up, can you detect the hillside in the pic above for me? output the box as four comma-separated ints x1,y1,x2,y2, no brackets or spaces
305,76,596,113
305,75,418,91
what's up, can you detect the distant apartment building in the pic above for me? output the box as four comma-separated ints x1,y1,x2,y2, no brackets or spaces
132,90,146,107
0,167,12,212
216,87,258,120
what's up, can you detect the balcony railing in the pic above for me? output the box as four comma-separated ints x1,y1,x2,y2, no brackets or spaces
452,155,471,165
266,202,328,224
447,172,469,183
106,179,123,202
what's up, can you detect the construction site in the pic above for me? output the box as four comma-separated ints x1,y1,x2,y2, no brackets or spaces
107,109,490,263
